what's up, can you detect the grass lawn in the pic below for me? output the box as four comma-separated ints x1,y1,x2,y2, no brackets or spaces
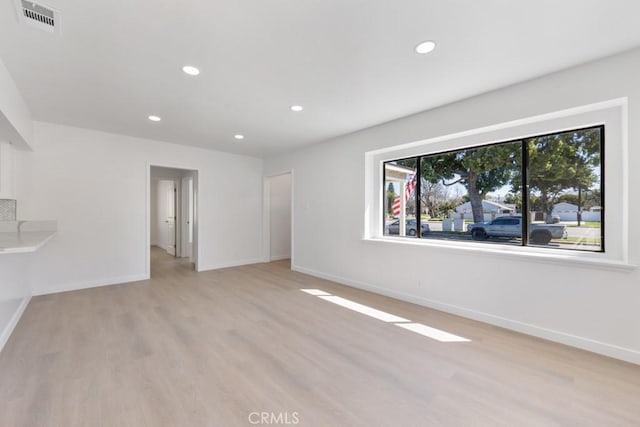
563,236,602,245
565,221,601,228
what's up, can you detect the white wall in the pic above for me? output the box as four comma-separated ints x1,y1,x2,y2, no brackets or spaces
264,48,640,364
0,142,15,199
0,57,33,149
16,121,263,295
269,173,291,260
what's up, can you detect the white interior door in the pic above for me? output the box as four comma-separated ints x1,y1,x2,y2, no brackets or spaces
268,173,292,261
166,181,176,256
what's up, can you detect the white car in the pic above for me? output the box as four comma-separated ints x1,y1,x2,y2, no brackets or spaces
387,219,430,237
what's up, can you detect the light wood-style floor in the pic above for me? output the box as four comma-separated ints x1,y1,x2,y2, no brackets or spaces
1,247,639,426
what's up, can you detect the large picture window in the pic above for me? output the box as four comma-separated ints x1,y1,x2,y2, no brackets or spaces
382,125,604,252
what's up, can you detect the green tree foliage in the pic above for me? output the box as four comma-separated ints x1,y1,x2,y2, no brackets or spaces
503,192,522,212
385,182,397,216
526,128,601,215
421,143,521,222
584,189,602,210
406,128,600,224
438,200,459,218
555,193,579,206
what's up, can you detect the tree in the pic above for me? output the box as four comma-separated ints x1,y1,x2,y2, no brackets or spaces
438,200,460,218
385,182,397,217
421,143,521,223
420,180,449,218
503,192,522,213
555,193,579,206
526,128,601,216
583,189,601,210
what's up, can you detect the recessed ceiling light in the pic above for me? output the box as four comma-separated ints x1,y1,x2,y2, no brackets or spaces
234,134,244,140
415,41,436,54
290,105,304,112
182,65,200,76
148,115,161,122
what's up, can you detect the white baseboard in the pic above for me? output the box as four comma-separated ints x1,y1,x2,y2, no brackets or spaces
33,274,149,296
32,256,265,295
0,296,31,353
197,257,262,272
292,264,640,365
270,254,291,261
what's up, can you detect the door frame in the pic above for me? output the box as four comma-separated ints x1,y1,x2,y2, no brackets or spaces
146,162,199,278
262,169,294,266
180,173,194,260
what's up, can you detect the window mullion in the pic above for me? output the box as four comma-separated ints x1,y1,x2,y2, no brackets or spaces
416,156,421,238
522,140,529,246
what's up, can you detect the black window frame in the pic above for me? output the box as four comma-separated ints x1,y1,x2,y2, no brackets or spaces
382,124,605,253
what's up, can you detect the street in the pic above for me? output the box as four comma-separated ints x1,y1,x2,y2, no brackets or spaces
385,220,602,251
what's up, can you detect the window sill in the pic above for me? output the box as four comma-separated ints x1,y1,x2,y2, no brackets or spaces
362,236,636,272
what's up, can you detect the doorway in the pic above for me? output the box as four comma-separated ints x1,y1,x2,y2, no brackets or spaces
263,172,293,266
148,165,198,277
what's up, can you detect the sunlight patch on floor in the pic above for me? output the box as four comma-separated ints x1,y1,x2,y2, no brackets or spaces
395,322,470,342
301,289,470,343
300,289,331,296
318,295,409,323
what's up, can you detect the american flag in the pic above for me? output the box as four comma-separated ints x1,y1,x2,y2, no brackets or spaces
392,172,417,216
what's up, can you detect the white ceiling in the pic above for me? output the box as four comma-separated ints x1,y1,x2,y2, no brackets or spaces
1,1,640,157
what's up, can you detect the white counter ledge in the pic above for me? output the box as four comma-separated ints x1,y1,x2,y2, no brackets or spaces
0,221,57,254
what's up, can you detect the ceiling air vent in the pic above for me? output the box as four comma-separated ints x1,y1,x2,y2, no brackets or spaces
15,0,60,34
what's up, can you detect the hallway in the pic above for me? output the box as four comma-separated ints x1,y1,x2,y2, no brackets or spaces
150,246,196,279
